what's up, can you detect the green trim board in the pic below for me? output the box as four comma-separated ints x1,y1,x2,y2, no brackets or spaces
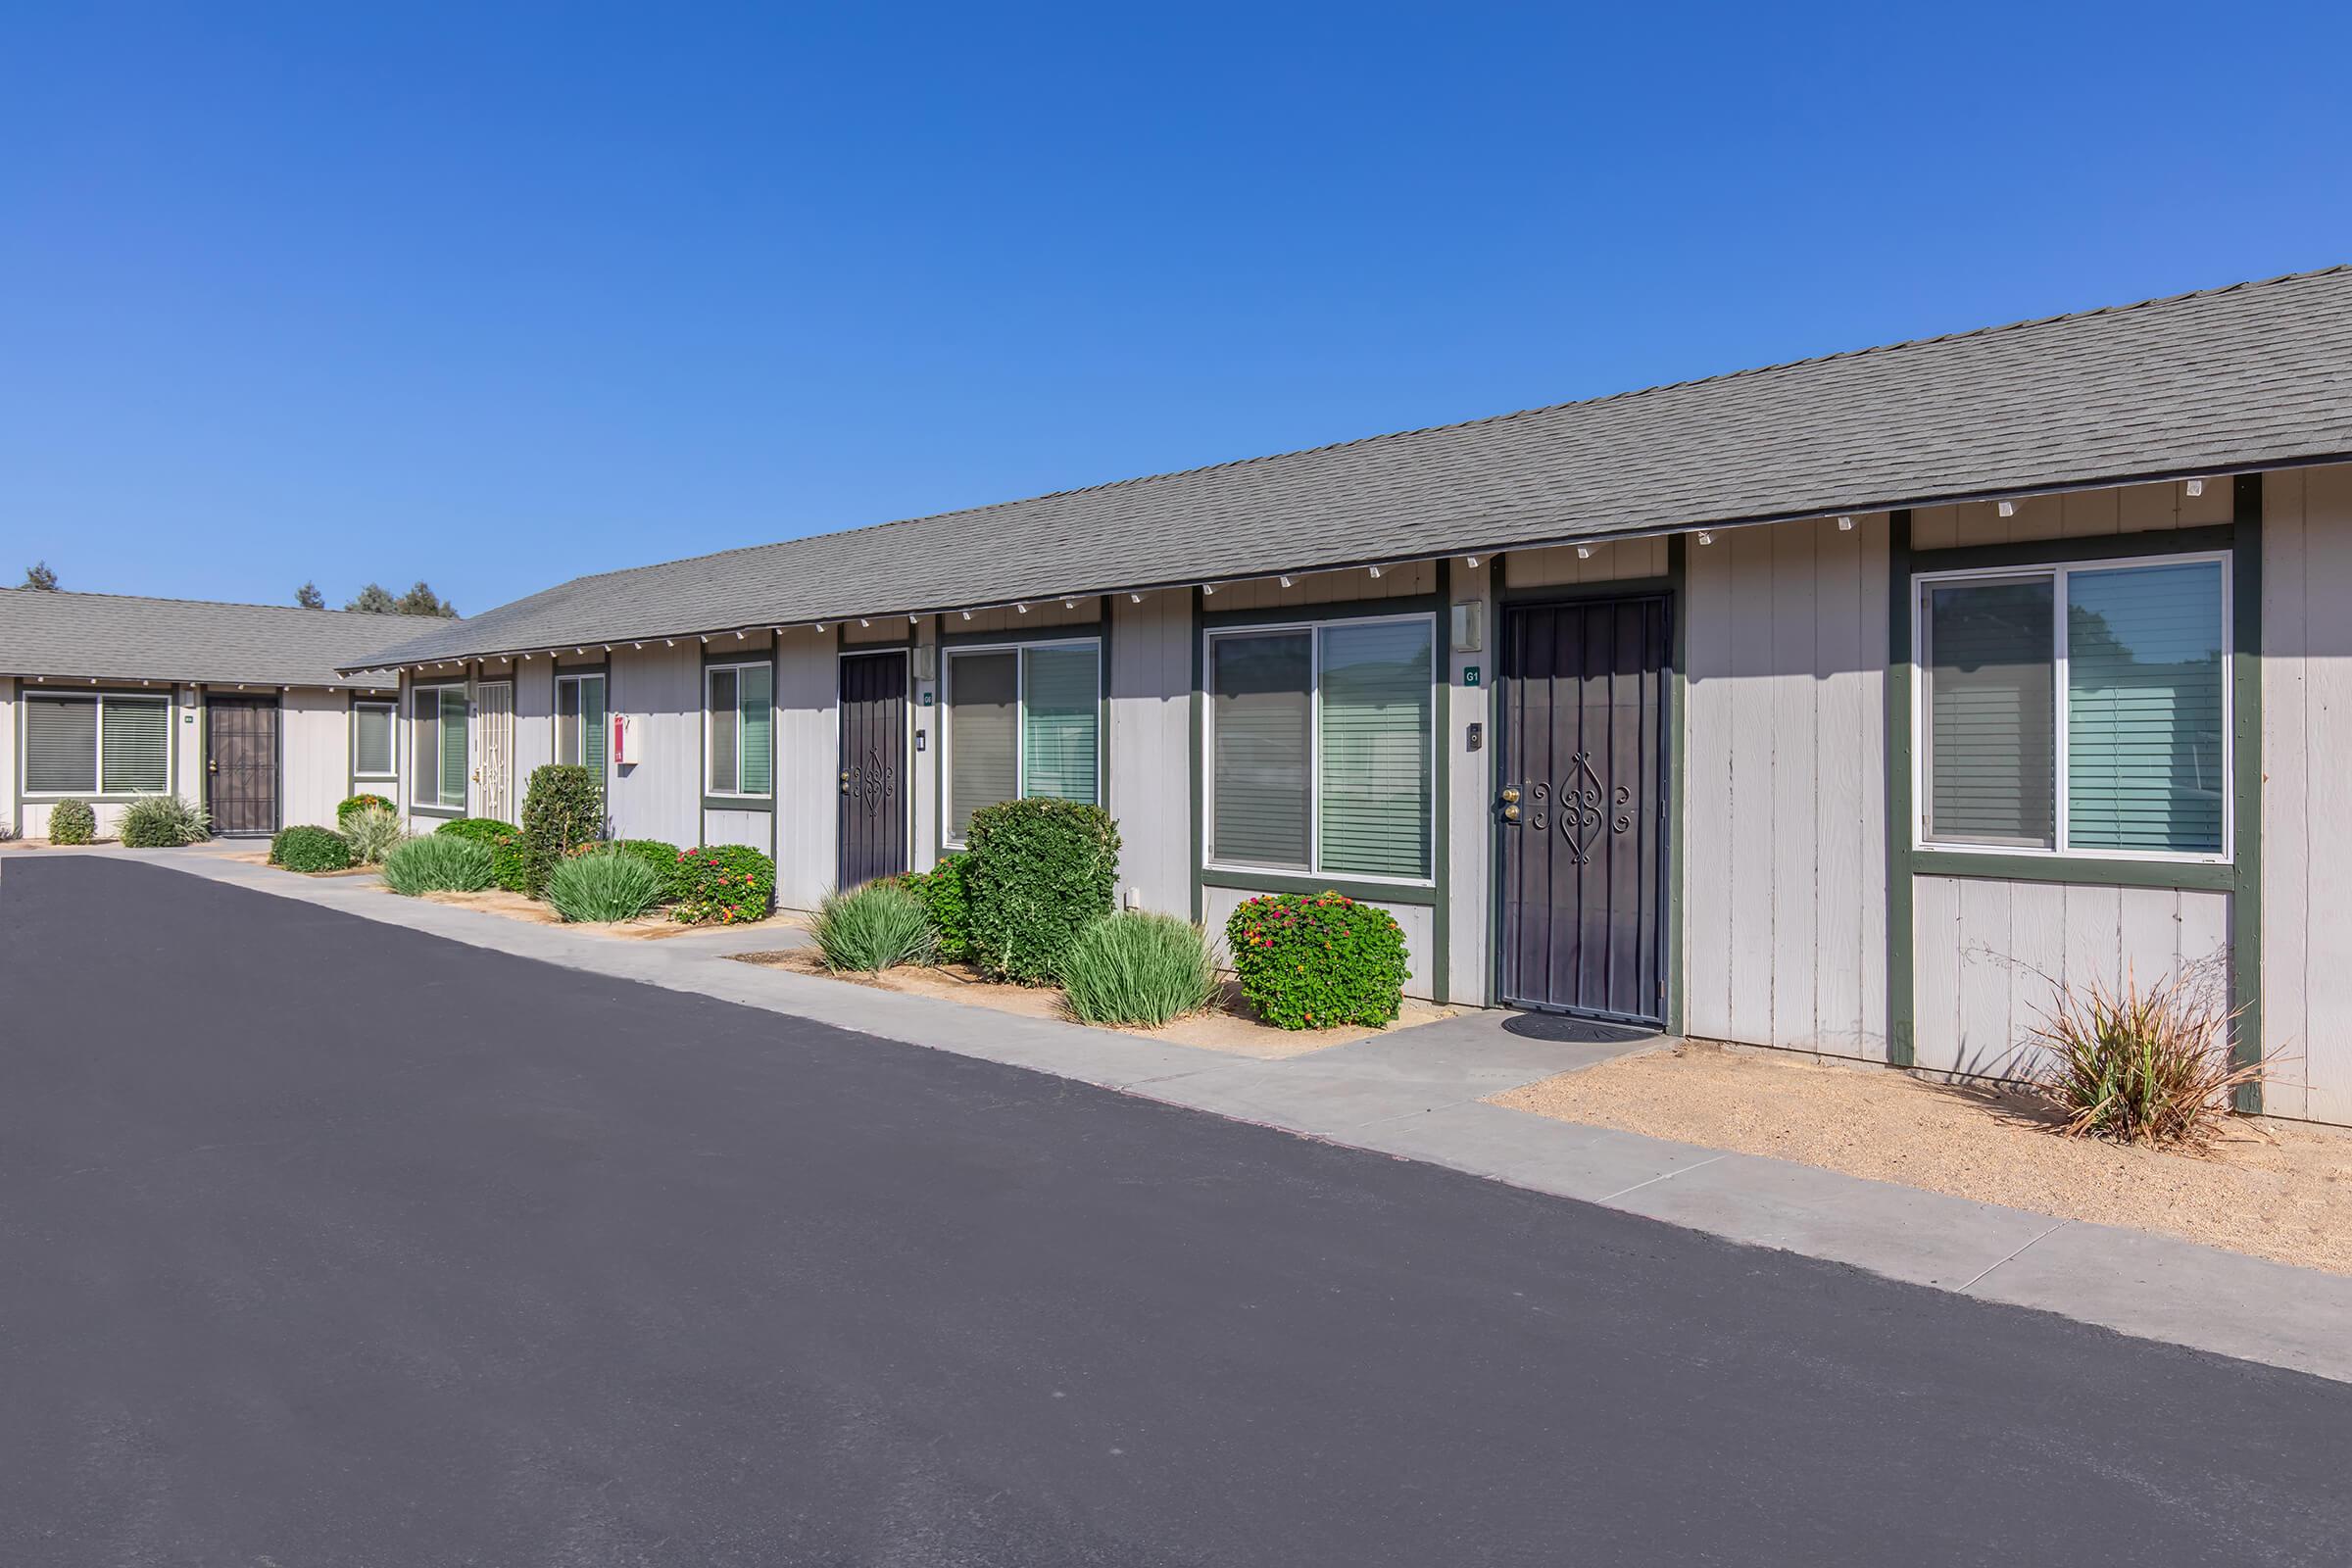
1432,561,1452,1003
2230,473,2264,1112
700,641,779,853
1665,537,1688,1037
1886,511,1917,1066
1886,495,2266,1102
1188,589,1205,923
1199,868,1439,906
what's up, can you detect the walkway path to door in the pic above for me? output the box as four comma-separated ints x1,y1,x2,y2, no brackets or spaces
25,841,2352,1387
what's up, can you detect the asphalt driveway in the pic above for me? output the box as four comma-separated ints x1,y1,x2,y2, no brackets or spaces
2,855,2344,1566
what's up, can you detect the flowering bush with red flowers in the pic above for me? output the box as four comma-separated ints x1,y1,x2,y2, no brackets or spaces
670,844,776,925
1224,892,1409,1030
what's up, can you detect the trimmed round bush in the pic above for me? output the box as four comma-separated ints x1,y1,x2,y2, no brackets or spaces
962,799,1120,984
1226,892,1408,1030
896,853,973,963
343,806,405,865
119,794,211,848
47,798,97,845
336,793,396,830
811,881,936,972
519,764,605,895
1059,912,1216,1027
270,824,354,873
381,832,494,895
546,848,663,923
436,816,529,893
671,845,775,925
612,838,688,900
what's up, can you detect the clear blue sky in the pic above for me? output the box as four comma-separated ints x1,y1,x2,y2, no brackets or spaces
6,3,2349,614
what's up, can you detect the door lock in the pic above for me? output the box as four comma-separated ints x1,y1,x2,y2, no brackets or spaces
1499,787,1520,804
1502,804,1522,822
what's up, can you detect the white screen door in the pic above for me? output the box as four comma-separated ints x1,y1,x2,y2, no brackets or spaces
475,681,514,822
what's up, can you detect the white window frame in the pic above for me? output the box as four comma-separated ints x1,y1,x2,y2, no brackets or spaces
1911,549,2232,865
413,681,468,810
941,637,1103,850
19,688,171,798
352,699,399,781
555,671,606,769
704,661,771,800
1199,612,1440,889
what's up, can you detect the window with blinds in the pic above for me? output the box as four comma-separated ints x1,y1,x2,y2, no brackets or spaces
2067,562,2225,855
1319,620,1433,878
353,703,396,778
98,697,171,794
557,675,608,778
946,642,1102,841
1922,578,2054,848
1208,616,1434,880
1918,555,2229,859
413,686,466,808
23,694,99,795
706,663,770,797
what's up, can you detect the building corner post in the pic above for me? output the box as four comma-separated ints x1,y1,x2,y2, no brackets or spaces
2231,473,2265,1114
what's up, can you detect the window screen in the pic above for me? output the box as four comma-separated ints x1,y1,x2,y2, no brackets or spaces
1209,631,1312,870
1318,619,1433,878
1923,578,2055,848
2066,562,2225,854
708,667,740,794
97,697,170,794
354,703,395,777
24,695,98,795
1021,646,1097,805
949,651,1018,838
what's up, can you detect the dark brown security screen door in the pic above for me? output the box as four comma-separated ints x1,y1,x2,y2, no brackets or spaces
1498,596,1670,1023
206,694,280,837
837,651,908,887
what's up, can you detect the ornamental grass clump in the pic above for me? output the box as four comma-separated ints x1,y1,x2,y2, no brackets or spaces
335,793,396,830
269,823,353,873
1059,912,1217,1028
342,807,405,865
47,798,97,845
546,848,664,924
118,794,210,848
812,881,936,973
2030,969,2265,1150
380,832,493,895
435,816,531,892
1226,892,1408,1030
896,853,974,962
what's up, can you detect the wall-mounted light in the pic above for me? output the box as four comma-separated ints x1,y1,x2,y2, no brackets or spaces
1838,515,1854,531
1278,576,1293,588
960,610,972,620
1201,583,1215,596
1367,564,1383,579
1997,500,2017,518
1696,532,1714,546
1463,556,1480,569
2185,478,2206,498
858,618,870,627
1130,593,1144,603
1576,545,1593,560
1015,603,1029,613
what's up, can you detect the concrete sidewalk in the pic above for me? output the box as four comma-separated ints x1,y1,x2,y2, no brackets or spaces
51,843,2352,1386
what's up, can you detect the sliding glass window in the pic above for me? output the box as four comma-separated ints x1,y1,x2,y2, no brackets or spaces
944,641,1101,842
22,691,169,796
706,662,772,798
412,684,468,809
556,673,607,777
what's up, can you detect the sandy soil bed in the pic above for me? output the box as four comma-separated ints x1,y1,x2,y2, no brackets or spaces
397,885,805,942
1493,1040,2352,1275
732,948,1455,1058
227,850,376,878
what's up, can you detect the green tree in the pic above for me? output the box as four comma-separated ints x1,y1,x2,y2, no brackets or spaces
295,581,325,609
21,561,59,590
345,583,400,613
394,580,459,617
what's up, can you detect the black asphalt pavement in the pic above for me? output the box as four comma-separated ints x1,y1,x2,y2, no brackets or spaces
2,856,2344,1565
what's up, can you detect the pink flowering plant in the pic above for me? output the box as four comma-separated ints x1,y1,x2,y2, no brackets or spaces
1224,892,1408,1030
670,844,776,925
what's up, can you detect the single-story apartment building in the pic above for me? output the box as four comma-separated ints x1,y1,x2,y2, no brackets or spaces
355,268,2352,1121
0,591,420,839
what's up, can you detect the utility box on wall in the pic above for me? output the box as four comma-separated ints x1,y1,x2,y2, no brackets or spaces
611,711,639,766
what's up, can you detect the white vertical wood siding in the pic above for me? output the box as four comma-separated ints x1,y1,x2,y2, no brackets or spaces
606,642,703,848
1199,883,1434,1000
774,627,840,909
1444,556,1494,1004
2260,462,2352,1125
1106,592,1192,915
910,615,940,871
1912,876,2231,1082
514,658,557,788
279,687,349,828
704,808,770,852
173,686,204,804
1505,536,1669,588
1683,514,1888,1057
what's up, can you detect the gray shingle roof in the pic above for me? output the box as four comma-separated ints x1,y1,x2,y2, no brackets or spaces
0,591,428,689
362,266,2352,669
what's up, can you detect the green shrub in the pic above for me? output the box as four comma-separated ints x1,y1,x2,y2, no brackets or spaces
546,848,664,923
1060,912,1217,1027
962,799,1120,984
812,881,936,972
343,807,405,865
612,838,689,900
895,853,974,962
269,824,354,873
2031,971,2266,1149
671,844,775,925
47,798,96,845
381,832,495,895
119,795,210,848
1226,892,1408,1030
518,764,604,894
435,816,529,893
336,793,396,830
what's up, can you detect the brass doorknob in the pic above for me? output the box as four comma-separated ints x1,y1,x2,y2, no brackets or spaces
1499,787,1520,804
1502,804,1522,822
